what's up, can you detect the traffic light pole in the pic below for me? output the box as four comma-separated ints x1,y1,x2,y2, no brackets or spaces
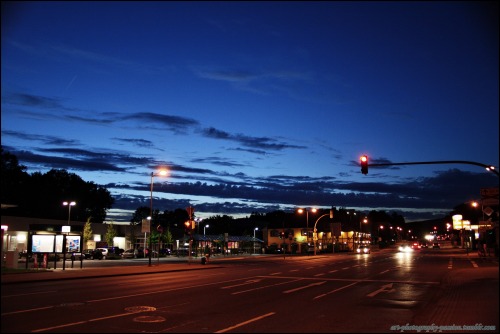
366,160,498,176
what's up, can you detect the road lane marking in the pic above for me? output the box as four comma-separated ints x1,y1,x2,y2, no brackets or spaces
367,283,395,297
448,258,453,269
231,278,304,295
215,312,275,333
313,282,359,300
220,279,262,289
283,281,326,294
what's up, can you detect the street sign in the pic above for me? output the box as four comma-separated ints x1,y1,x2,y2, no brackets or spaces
483,207,494,216
141,218,150,233
481,187,499,197
482,198,499,206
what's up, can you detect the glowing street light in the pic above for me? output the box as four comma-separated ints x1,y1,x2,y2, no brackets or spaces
148,169,168,266
204,224,209,235
298,207,317,246
253,227,259,254
62,201,76,225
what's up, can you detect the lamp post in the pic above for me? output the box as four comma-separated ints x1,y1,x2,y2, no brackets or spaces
149,169,168,266
204,224,209,235
298,207,317,247
360,217,368,244
63,201,76,225
253,227,258,254
62,201,75,271
312,209,334,256
378,225,384,242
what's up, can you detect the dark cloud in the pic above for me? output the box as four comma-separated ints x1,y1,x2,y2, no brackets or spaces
6,142,497,222
3,92,75,111
202,126,306,150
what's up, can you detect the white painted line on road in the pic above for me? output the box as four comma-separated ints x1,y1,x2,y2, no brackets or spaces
313,282,358,300
470,260,478,268
379,270,390,274
367,283,394,297
231,278,304,295
215,312,276,333
314,273,325,277
448,258,453,269
283,281,326,294
328,270,338,273
220,279,262,289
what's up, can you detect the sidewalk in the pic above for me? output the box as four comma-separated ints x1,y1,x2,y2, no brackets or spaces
1,255,236,285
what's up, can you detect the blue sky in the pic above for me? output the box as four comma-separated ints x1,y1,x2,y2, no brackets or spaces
1,1,498,223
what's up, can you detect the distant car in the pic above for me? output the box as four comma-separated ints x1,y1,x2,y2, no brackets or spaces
83,249,103,260
432,243,440,249
96,247,121,260
121,249,136,259
356,245,371,254
64,252,84,260
411,242,420,249
398,244,413,252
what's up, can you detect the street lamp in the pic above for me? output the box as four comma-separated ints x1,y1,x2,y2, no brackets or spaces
360,217,368,244
312,209,334,256
253,227,259,254
62,201,75,271
298,207,317,246
204,224,209,235
62,201,76,225
149,169,168,266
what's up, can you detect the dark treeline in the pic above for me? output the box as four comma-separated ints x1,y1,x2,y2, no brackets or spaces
1,147,114,223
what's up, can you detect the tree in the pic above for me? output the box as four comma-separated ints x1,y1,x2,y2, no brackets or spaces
83,217,93,246
105,222,117,247
1,147,29,206
1,148,114,223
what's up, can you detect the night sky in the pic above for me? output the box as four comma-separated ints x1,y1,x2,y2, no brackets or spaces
1,1,498,223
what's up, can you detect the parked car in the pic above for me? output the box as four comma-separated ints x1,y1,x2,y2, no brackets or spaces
83,249,103,260
96,247,121,260
63,252,84,260
121,249,136,259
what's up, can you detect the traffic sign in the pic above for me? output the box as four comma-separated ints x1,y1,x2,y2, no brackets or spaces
141,218,150,233
481,187,499,198
483,207,494,216
482,198,499,206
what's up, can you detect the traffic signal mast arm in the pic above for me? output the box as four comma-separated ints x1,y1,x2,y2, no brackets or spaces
367,160,498,176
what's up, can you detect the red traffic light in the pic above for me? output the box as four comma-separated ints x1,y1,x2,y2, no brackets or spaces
360,155,368,175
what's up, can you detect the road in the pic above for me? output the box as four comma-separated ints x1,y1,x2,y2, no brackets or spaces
1,247,498,333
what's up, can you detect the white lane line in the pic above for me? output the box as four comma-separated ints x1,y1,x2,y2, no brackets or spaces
215,312,276,333
231,278,304,295
283,281,326,294
313,282,359,300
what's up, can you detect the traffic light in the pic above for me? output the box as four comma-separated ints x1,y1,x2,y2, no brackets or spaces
360,155,368,175
184,221,191,235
